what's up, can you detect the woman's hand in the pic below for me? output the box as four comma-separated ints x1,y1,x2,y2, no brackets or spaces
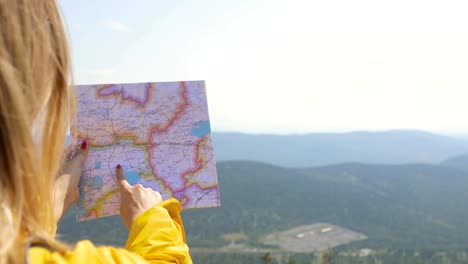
115,165,163,229
53,141,88,222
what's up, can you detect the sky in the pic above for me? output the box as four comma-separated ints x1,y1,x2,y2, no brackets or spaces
60,0,468,134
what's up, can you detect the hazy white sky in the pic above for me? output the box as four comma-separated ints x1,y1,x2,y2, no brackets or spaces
60,0,468,134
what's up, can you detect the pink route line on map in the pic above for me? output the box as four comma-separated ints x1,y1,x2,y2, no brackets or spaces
143,82,216,203
147,82,190,195
174,185,219,207
96,83,153,109
145,82,217,200
181,137,206,182
175,136,219,206
153,82,189,133
181,136,218,189
76,82,189,149
76,85,157,143
75,82,171,145
78,82,186,146
150,135,218,207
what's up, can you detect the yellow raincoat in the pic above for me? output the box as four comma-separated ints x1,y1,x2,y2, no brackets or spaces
29,199,192,263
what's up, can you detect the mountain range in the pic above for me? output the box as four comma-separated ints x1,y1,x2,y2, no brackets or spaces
212,130,468,167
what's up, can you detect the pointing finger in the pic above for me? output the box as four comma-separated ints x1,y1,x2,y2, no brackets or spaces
115,164,131,190
76,140,89,161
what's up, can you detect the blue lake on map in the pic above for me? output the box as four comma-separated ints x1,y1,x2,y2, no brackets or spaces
191,120,211,137
95,161,101,169
126,171,141,185
90,175,103,189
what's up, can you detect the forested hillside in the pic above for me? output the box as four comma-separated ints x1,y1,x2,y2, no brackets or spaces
58,161,468,251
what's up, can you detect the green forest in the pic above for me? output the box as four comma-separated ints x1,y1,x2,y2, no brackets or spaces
58,159,468,263
191,251,468,264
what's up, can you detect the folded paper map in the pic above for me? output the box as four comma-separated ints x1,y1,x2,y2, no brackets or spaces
73,81,220,221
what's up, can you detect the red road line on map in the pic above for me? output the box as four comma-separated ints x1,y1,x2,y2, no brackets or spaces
181,137,206,183
174,136,217,192
149,136,205,196
153,82,189,134
147,136,213,197
96,83,153,109
146,82,191,193
76,82,186,148
146,142,172,195
173,185,219,207
181,136,217,192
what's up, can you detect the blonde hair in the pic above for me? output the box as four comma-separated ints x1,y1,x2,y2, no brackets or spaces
0,1,73,263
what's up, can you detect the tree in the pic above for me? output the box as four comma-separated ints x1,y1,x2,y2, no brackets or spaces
261,252,273,264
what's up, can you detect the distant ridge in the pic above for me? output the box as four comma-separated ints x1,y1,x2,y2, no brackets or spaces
212,130,468,167
441,154,468,172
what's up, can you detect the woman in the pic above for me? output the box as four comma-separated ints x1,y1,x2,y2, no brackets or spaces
0,1,192,263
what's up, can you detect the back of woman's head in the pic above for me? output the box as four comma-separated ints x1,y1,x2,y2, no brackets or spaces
0,1,72,263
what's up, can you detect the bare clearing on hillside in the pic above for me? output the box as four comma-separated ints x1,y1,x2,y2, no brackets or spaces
260,223,367,252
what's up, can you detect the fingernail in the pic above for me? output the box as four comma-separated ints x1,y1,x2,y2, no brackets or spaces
81,141,88,150
117,164,122,169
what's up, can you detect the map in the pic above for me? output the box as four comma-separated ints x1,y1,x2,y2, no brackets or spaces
73,81,220,221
